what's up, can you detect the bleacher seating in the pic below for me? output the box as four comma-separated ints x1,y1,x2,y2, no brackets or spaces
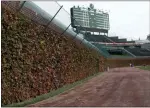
107,49,123,55
125,47,150,56
118,39,127,43
85,34,150,57
126,41,135,43
84,34,134,43
92,43,132,57
92,43,110,56
84,34,113,43
109,37,119,43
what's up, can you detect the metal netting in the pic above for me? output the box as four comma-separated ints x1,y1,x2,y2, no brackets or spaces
1,1,107,57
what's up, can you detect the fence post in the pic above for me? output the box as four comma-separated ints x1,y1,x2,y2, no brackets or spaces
60,17,76,36
44,5,63,30
60,23,71,36
80,38,85,44
72,32,78,41
71,25,81,41
79,29,87,44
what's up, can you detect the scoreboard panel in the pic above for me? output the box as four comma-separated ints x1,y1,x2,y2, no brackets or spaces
70,4,110,32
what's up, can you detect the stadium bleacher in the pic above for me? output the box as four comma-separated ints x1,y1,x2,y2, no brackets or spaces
125,47,150,56
92,43,133,57
92,43,110,56
126,41,135,43
118,38,127,43
84,34,113,43
84,33,150,57
84,34,135,44
109,36,118,43
107,49,123,55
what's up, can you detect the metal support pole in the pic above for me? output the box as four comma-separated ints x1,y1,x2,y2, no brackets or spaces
44,5,63,29
80,38,85,44
17,1,26,12
80,29,86,44
60,18,76,36
80,29,87,44
72,32,78,41
72,25,82,41
60,23,71,36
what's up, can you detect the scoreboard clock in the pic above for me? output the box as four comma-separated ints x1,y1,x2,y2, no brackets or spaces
70,4,109,33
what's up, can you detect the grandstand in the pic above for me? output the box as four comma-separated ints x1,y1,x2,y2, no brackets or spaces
84,33,113,43
91,43,135,58
125,47,150,56
70,4,150,58
142,43,150,50
91,42,150,57
109,36,118,43
84,33,135,43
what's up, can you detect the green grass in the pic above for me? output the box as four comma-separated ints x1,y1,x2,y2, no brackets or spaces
4,72,103,107
138,65,150,71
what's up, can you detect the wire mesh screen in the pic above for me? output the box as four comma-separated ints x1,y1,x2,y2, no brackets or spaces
3,1,98,40
2,1,78,37
2,0,110,60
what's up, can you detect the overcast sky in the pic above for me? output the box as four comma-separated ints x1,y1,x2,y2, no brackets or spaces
33,1,150,41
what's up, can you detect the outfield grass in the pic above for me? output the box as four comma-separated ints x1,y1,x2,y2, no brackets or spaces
138,65,150,71
4,72,103,107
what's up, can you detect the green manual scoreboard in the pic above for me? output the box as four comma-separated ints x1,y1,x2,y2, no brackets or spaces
70,4,109,33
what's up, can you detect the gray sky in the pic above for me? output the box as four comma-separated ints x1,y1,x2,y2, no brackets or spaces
33,1,150,41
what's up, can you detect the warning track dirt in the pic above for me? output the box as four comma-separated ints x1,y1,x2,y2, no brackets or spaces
28,67,150,107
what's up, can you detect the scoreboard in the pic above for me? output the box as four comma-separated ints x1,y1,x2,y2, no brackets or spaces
70,4,109,33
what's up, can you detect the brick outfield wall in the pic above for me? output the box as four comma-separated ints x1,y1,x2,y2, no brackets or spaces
106,57,150,68
1,5,107,105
